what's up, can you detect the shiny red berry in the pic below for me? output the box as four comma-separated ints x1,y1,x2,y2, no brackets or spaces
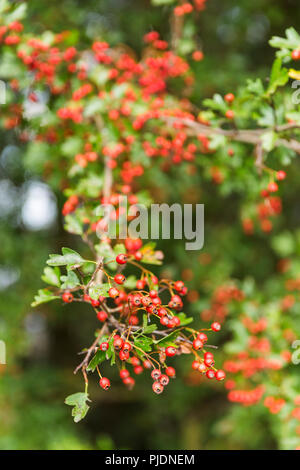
62,292,73,303
211,321,221,332
116,253,127,264
97,310,108,322
99,377,110,390
152,381,164,394
165,346,177,357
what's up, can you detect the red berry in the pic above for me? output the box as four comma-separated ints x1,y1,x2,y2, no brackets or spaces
143,360,152,369
159,374,169,386
123,376,135,389
276,170,286,181
114,337,124,350
152,381,164,394
116,253,127,264
197,332,208,343
97,310,108,322
165,346,177,357
120,369,130,379
99,377,110,390
198,363,207,373
225,93,235,103
136,279,145,289
160,316,169,326
134,251,142,261
193,338,203,350
292,49,300,60
131,356,140,366
134,365,143,375
122,342,132,353
192,360,201,370
174,280,184,291
62,292,73,303
114,273,125,284
215,369,226,381
151,369,161,380
91,298,100,307
225,110,234,119
211,321,221,332
109,287,120,298
206,369,215,379
119,350,130,361
165,366,176,378
100,341,109,351
268,182,278,193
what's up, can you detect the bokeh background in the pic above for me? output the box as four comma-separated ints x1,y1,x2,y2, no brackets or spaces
1,0,300,450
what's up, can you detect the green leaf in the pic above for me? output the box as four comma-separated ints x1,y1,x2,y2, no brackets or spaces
142,314,157,334
64,214,83,235
86,349,107,371
267,58,289,95
177,312,193,326
31,289,60,307
106,336,116,366
261,131,278,151
152,0,175,5
60,271,80,290
113,244,126,256
154,330,181,347
41,267,61,287
134,335,153,353
89,283,110,300
65,392,90,423
47,248,85,267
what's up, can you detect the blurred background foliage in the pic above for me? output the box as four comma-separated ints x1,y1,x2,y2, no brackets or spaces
1,0,300,450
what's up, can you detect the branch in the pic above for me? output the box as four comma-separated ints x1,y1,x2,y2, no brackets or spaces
163,117,300,154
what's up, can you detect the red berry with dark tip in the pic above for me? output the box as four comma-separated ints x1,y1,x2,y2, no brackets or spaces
152,381,164,394
62,292,73,303
116,253,127,264
99,377,110,390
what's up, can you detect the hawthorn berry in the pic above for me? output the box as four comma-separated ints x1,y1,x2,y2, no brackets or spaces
109,287,120,298
114,337,124,350
165,346,177,357
97,310,108,322
62,291,73,303
152,381,164,394
151,369,161,380
197,332,208,343
114,273,125,284
120,369,130,379
123,376,135,389
193,338,204,350
292,49,300,60
100,341,109,351
134,365,143,375
122,342,132,353
211,321,221,332
192,360,201,370
268,182,278,193
276,170,286,181
225,93,235,103
119,350,130,361
206,369,215,379
159,374,169,386
116,253,127,264
225,110,234,119
215,369,226,381
165,366,176,378
99,377,111,390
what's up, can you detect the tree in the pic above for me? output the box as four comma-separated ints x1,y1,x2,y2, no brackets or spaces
1,0,300,449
